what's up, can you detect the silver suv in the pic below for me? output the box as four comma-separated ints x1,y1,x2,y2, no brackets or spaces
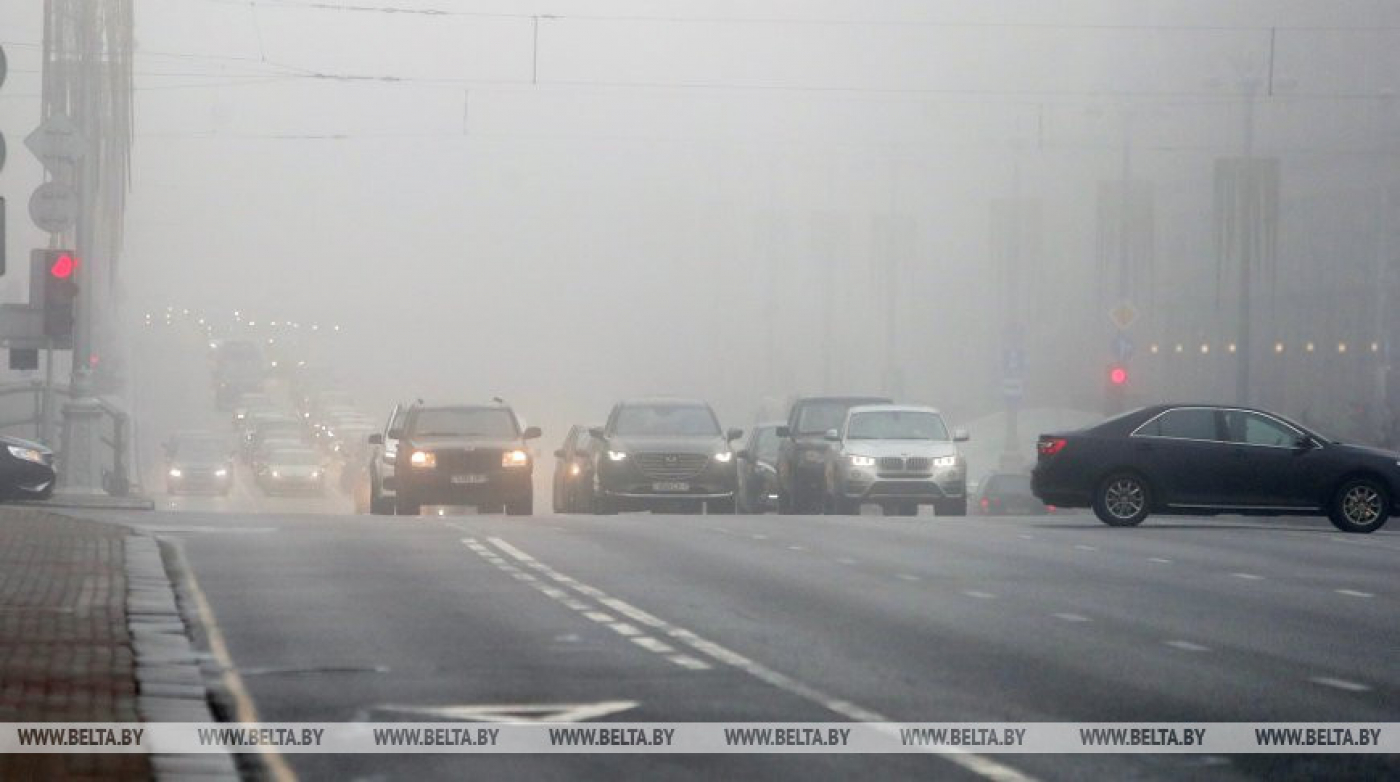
822,404,969,516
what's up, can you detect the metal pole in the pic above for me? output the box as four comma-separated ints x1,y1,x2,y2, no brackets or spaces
1236,82,1257,406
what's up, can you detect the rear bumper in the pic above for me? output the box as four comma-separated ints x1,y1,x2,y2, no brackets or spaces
1030,466,1091,507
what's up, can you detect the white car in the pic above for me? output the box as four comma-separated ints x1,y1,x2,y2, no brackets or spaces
822,404,970,517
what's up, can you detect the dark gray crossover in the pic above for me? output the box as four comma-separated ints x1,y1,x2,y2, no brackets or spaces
590,398,742,514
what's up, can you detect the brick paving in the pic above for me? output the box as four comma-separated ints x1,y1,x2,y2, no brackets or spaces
0,508,152,781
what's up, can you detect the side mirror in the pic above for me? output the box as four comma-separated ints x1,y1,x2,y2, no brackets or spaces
387,428,403,440
553,448,566,458
775,425,791,438
726,428,744,442
1293,435,1315,451
954,428,970,443
823,429,841,442
523,426,542,440
367,433,383,446
588,426,606,440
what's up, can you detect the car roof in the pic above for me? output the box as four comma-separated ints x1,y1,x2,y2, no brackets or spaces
794,395,892,405
846,403,942,415
618,397,711,407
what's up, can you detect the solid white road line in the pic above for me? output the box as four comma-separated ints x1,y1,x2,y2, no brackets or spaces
483,537,1035,782
1309,676,1371,693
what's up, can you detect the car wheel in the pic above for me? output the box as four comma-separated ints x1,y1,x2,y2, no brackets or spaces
1093,472,1151,527
936,498,967,517
507,496,533,516
1328,477,1390,533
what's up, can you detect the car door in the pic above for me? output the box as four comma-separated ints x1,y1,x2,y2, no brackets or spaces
1130,407,1232,507
1218,409,1318,509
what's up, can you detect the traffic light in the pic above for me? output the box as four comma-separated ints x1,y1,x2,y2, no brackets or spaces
1105,362,1129,414
37,249,78,339
1108,364,1128,387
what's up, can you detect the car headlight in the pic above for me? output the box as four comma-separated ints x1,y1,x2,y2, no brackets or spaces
713,451,733,463
215,468,228,478
9,446,47,465
310,469,321,478
933,456,958,468
802,450,826,463
168,467,183,478
848,455,876,467
272,470,281,478
502,449,530,468
607,450,627,461
409,451,435,468
569,463,581,476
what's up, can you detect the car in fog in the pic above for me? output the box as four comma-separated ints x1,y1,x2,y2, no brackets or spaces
0,435,57,502
822,405,969,516
736,422,783,514
232,392,276,425
590,398,742,514
975,472,1053,516
776,395,891,513
256,447,326,496
366,403,407,515
552,424,599,513
1032,404,1400,533
385,402,540,515
165,433,233,496
212,339,264,410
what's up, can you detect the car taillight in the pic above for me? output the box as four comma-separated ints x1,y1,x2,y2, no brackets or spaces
1037,438,1068,456
979,497,990,513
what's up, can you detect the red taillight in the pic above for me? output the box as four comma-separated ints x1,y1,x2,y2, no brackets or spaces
979,497,990,512
1037,438,1067,456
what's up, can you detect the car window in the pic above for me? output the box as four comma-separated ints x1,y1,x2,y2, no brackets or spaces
1139,408,1219,441
794,402,851,435
613,405,720,437
410,408,519,438
1223,411,1300,447
846,411,950,440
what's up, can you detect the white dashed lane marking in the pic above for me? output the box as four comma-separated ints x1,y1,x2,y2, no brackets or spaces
1231,572,1265,581
835,557,858,565
1309,676,1371,693
479,536,1034,782
1335,589,1374,599
1051,613,1092,623
1164,640,1210,653
896,573,921,582
1148,557,1172,564
1073,544,1098,552
787,545,807,551
962,590,997,600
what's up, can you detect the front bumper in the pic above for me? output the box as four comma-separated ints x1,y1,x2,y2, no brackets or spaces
397,468,532,505
835,463,966,501
597,456,736,501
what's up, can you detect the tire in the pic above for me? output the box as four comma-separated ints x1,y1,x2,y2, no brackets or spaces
370,491,394,515
1092,472,1151,527
507,495,533,516
778,488,797,515
936,498,967,517
826,492,859,515
395,497,421,516
1328,477,1391,533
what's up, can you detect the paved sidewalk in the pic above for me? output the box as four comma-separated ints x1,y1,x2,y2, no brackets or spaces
0,509,151,781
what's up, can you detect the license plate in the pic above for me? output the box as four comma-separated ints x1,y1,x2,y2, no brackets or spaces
652,481,690,492
451,474,487,485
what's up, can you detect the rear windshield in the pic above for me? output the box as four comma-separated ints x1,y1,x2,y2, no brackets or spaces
173,439,226,459
614,405,720,437
410,408,519,438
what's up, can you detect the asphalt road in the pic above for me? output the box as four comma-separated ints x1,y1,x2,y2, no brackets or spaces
81,503,1399,782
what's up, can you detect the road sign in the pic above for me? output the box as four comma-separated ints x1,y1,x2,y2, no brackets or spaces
24,113,87,173
1002,347,1025,377
1108,300,1139,331
1002,377,1025,401
1112,331,1134,362
28,182,77,233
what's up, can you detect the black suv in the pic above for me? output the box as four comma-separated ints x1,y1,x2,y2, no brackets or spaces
775,395,891,513
590,398,742,514
375,403,541,515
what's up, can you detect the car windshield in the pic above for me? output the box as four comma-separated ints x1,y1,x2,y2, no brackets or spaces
846,411,950,440
270,450,320,466
410,408,518,438
614,405,720,437
795,402,858,435
173,439,225,460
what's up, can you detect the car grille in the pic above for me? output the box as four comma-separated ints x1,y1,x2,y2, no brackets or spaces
435,449,502,473
877,457,933,474
635,453,709,480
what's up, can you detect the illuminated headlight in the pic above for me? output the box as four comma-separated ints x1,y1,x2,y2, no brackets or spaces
272,471,281,478
848,455,876,467
384,448,397,465
607,450,628,462
214,468,228,478
569,463,581,476
502,450,530,468
8,446,47,464
933,456,958,468
235,412,246,420
713,451,734,463
802,450,825,463
168,467,183,478
310,469,322,479
409,451,436,468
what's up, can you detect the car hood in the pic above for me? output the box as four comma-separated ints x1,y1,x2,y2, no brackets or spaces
841,440,959,458
607,436,727,455
171,458,229,470
404,436,522,451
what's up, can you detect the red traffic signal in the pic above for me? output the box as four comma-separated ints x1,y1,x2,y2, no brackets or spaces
49,252,76,279
1108,365,1128,386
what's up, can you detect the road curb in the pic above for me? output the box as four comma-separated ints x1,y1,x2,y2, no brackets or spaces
124,534,242,781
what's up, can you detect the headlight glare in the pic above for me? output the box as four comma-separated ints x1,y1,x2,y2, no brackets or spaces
9,446,46,465
214,468,228,478
848,455,876,467
933,456,958,467
502,449,530,468
607,450,628,461
409,451,435,468
713,451,733,463
168,467,183,478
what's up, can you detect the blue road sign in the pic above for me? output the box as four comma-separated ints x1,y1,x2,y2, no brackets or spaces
1112,331,1134,363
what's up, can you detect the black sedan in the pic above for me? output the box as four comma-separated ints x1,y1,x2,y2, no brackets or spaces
1032,404,1398,533
736,422,783,514
0,435,57,501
